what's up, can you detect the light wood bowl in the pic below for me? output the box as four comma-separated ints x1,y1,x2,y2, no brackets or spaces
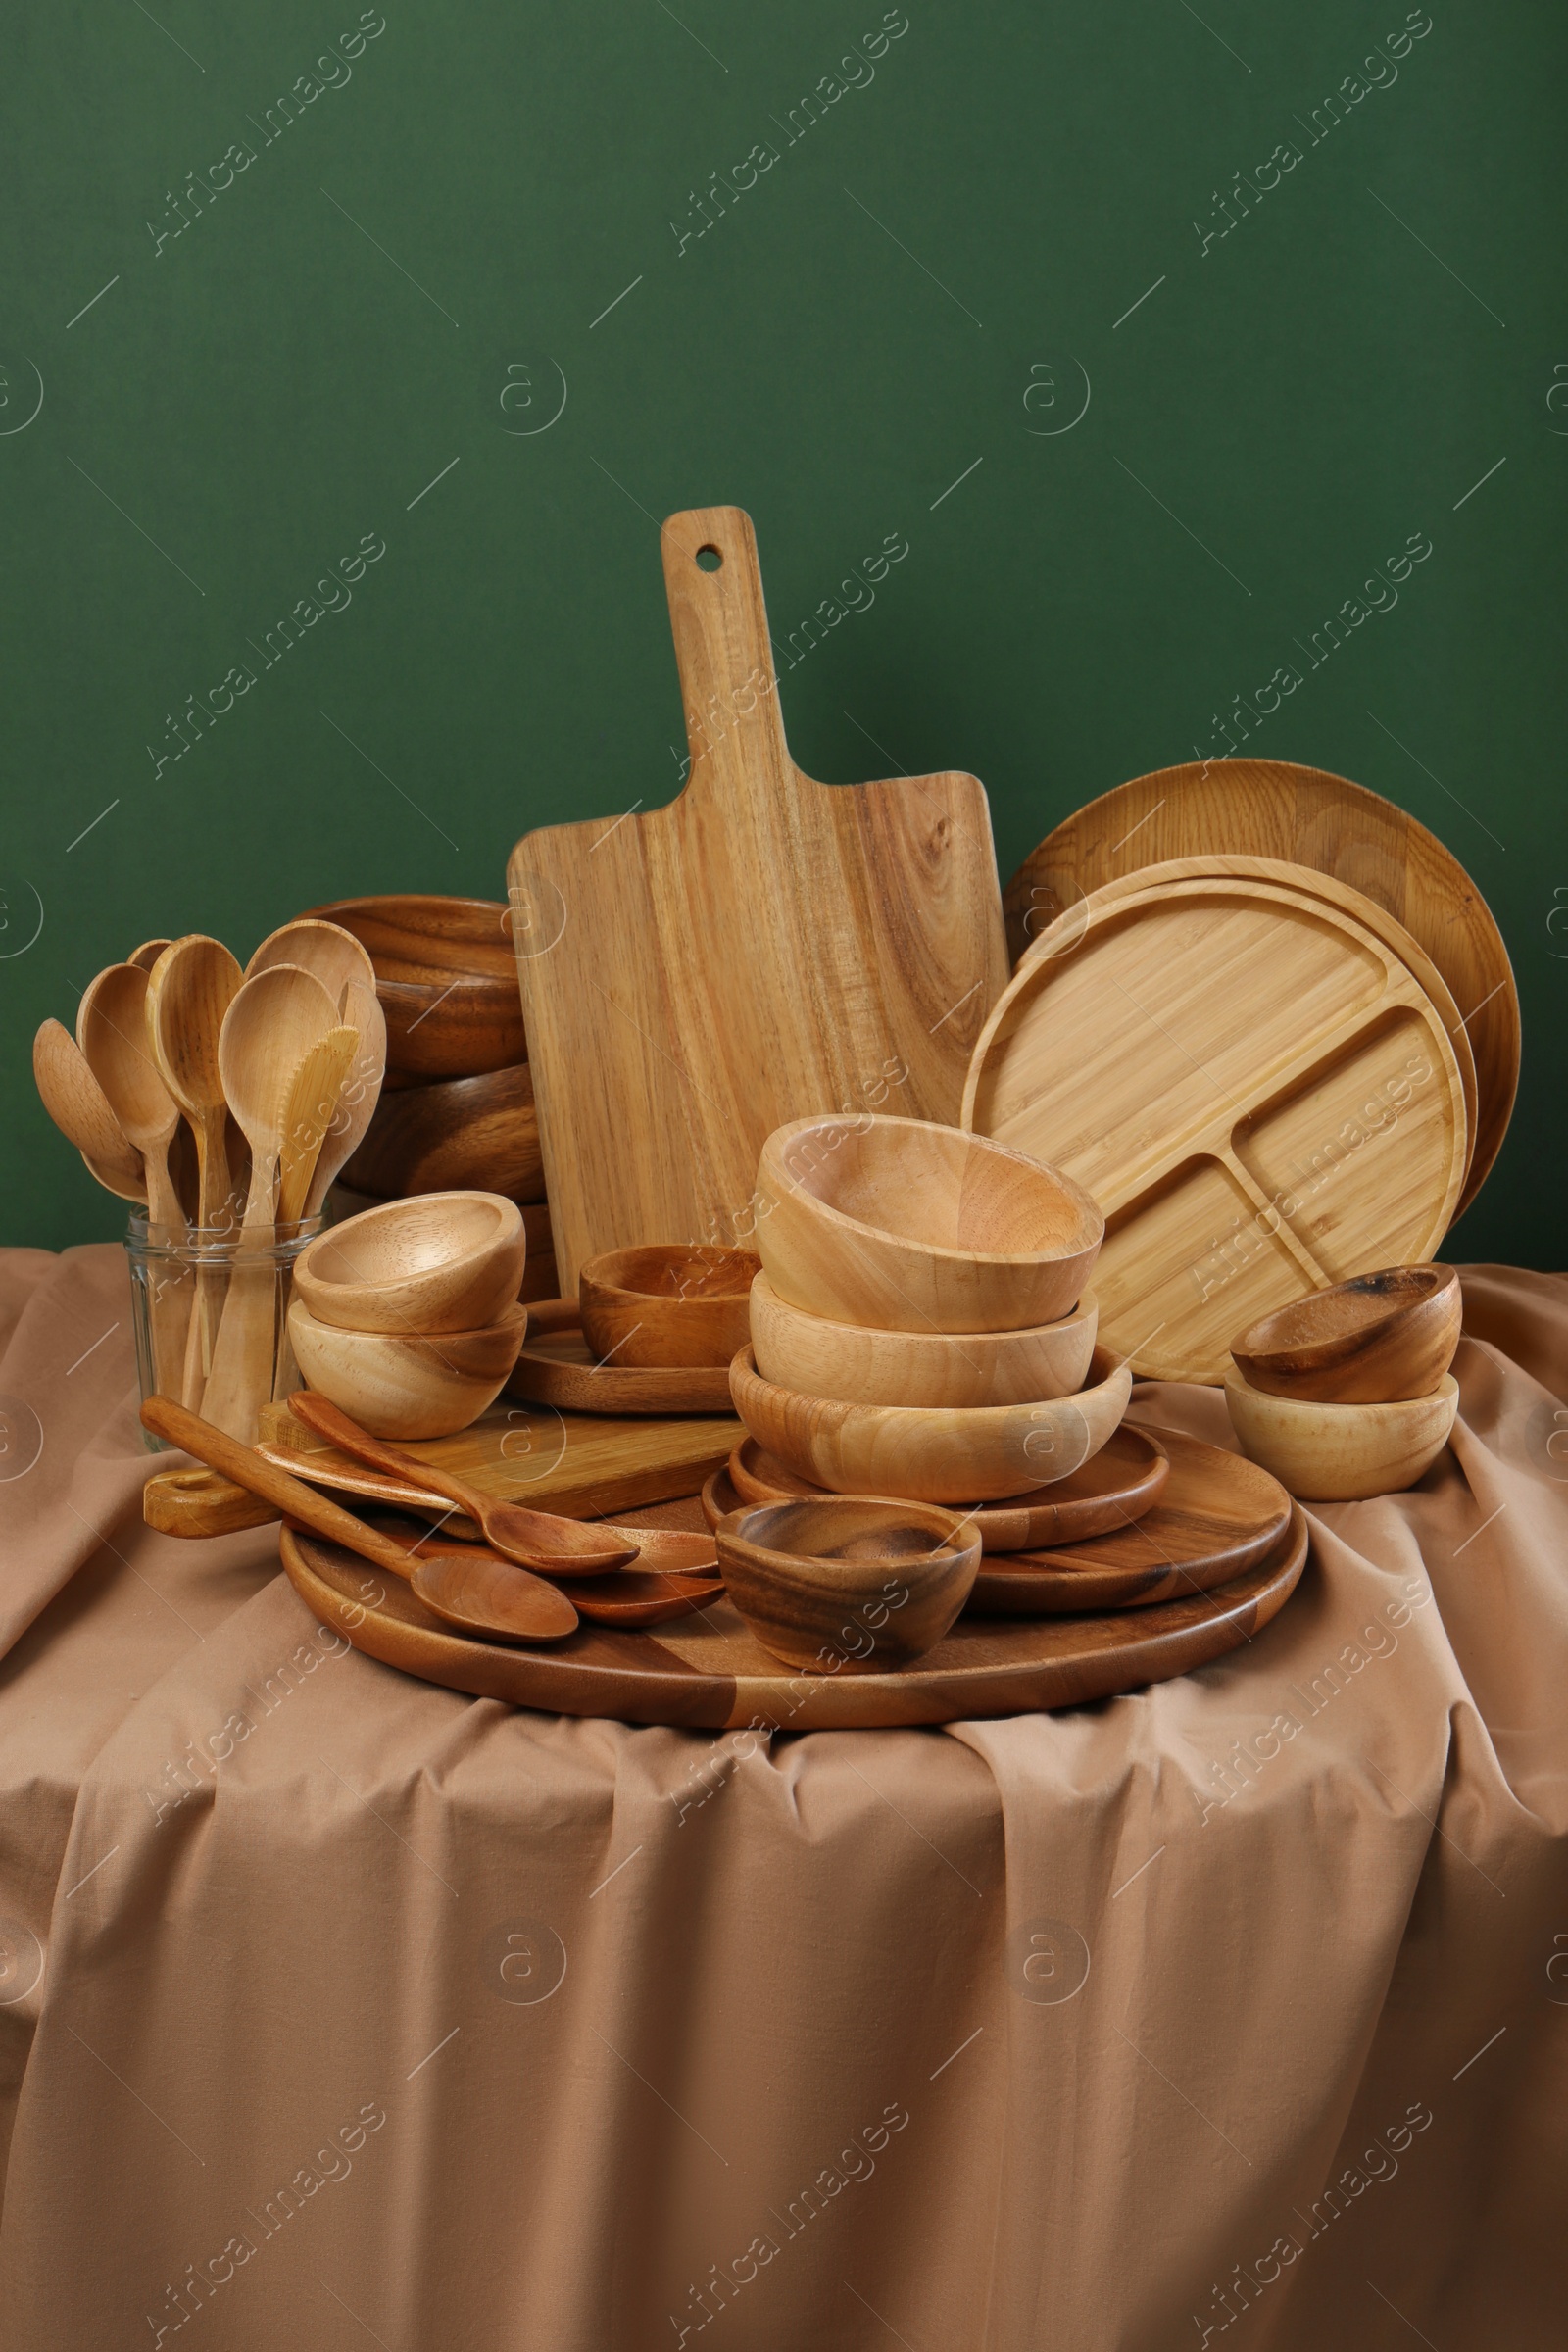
749,1272,1098,1408
1230,1264,1461,1403
728,1344,1131,1505
1223,1370,1459,1500
756,1114,1102,1334
579,1245,760,1368
715,1497,980,1673
294,1192,526,1335
287,1298,529,1440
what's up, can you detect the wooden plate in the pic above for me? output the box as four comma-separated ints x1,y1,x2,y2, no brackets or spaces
967,1426,1289,1613
963,874,1467,1383
710,1425,1171,1551
506,1301,735,1415
281,1509,1307,1729
1004,760,1515,1220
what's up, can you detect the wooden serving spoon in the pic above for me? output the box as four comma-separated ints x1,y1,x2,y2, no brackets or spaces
140,1395,578,1642
287,1391,637,1573
147,937,245,1403
246,916,375,1001
360,1515,721,1632
127,938,173,972
365,1503,719,1584
77,964,185,1234
32,1018,146,1200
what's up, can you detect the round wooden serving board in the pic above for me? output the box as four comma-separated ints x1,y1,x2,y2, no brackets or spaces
281,1511,1308,1729
1003,760,1515,1220
963,874,1467,1383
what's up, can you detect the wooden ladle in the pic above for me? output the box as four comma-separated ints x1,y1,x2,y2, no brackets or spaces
287,1391,637,1573
32,1018,146,1200
139,1395,578,1642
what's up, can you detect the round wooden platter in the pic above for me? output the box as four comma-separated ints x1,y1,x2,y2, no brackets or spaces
505,1300,734,1416
1003,760,1516,1221
280,1510,1308,1730
713,1425,1170,1551
963,873,1467,1384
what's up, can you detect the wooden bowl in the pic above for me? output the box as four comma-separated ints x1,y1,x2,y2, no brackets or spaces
749,1272,1098,1408
1230,1264,1461,1403
579,1245,760,1368
294,1193,525,1334
1223,1370,1459,1500
715,1497,980,1673
286,1298,528,1440
303,895,525,1078
728,1345,1131,1505
756,1114,1102,1334
342,1060,545,1204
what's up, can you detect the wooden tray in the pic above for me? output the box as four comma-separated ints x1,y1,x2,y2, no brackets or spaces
1004,760,1516,1220
964,874,1467,1383
509,505,1008,1292
713,1426,1170,1552
255,1396,739,1528
281,1508,1307,1728
505,1300,734,1415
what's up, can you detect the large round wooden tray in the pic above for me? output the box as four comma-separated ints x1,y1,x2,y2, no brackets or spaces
1004,760,1516,1220
280,1508,1308,1730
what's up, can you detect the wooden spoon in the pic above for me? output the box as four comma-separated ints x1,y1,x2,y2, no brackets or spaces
286,1391,636,1573
246,916,375,1002
360,1513,720,1631
408,1547,586,1643
362,1494,717,1578
128,939,172,972
77,964,185,1233
146,937,243,1228
305,975,385,1217
32,1018,145,1200
277,1025,361,1226
139,1395,578,1642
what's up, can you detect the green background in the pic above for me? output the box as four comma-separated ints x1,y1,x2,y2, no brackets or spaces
3,1,1562,1261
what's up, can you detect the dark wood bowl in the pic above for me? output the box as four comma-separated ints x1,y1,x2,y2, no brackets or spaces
715,1496,980,1673
343,1061,545,1203
302,895,526,1078
579,1244,760,1368
1230,1264,1461,1403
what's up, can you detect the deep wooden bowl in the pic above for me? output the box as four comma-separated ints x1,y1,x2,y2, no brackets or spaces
749,1272,1098,1408
1223,1370,1459,1500
294,1192,525,1334
578,1245,760,1368
303,895,525,1078
728,1344,1131,1504
286,1299,529,1440
1230,1264,1462,1403
715,1496,980,1672
342,1060,545,1204
756,1114,1102,1334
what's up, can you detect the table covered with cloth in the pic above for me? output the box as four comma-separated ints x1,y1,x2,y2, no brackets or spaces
0,1243,1563,2351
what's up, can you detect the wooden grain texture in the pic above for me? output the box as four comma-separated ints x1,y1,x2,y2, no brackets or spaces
509,506,1008,1294
1224,1370,1458,1499
341,1060,545,1203
295,1193,526,1333
507,1303,736,1415
714,1496,979,1671
32,1018,145,1200
1003,760,1515,1219
282,1506,1307,1727
579,1244,759,1368
286,1298,527,1439
302,894,518,980
964,875,1467,1383
256,1395,741,1522
749,1271,1098,1408
143,1464,278,1536
303,892,525,1078
1232,1263,1461,1402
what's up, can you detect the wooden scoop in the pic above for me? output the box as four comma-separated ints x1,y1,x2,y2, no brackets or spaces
32,1018,146,1200
286,1392,637,1573
139,1394,578,1642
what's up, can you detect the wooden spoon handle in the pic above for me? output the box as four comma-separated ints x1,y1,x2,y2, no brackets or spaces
287,1391,481,1512
141,1394,424,1582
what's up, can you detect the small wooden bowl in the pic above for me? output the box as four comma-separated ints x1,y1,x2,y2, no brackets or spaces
342,1060,545,1204
303,895,525,1078
728,1345,1131,1505
286,1298,528,1440
756,1114,1102,1333
1230,1264,1461,1403
579,1245,760,1369
749,1272,1098,1408
294,1193,525,1334
1223,1370,1459,1500
715,1497,980,1673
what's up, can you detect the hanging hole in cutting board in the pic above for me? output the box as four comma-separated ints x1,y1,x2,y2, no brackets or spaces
696,545,723,571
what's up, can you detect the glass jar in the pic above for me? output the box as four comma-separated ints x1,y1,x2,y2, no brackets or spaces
126,1212,323,1450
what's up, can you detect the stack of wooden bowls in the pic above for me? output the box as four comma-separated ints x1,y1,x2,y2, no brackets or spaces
300,895,556,1301
1224,1264,1462,1499
288,1192,530,1440
733,1114,1129,1505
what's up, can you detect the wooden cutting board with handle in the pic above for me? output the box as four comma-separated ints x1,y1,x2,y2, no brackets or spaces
509,506,1008,1293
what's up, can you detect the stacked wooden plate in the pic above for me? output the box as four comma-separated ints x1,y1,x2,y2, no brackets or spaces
964,848,1494,1382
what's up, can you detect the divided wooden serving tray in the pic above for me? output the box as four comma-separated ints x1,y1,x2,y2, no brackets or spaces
964,873,1467,1382
282,1505,1307,1729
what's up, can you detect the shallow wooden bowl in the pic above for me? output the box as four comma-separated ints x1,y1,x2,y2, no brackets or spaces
1230,1264,1461,1403
728,1344,1131,1505
303,895,525,1078
342,1060,545,1204
1223,1370,1459,1500
579,1245,760,1368
756,1114,1102,1334
749,1272,1098,1408
715,1497,980,1673
294,1192,525,1334
287,1299,529,1440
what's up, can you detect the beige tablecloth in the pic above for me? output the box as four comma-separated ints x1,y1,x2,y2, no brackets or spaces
0,1244,1563,2350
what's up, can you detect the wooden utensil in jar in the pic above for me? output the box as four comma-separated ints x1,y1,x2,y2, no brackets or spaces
78,962,193,1392
146,937,245,1401
32,1018,146,1201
